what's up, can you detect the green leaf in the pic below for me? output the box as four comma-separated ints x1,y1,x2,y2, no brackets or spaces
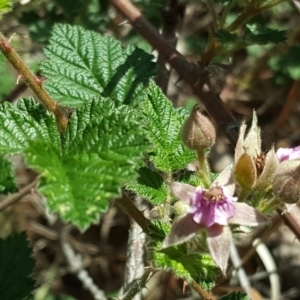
220,291,250,300
25,98,148,229
244,24,286,45
0,98,60,155
41,24,156,108
0,232,36,300
63,98,146,158
214,29,238,44
140,82,196,172
153,243,218,288
0,155,17,194
127,167,168,205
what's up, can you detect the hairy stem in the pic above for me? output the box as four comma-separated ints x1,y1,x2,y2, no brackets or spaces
0,33,68,132
197,150,211,188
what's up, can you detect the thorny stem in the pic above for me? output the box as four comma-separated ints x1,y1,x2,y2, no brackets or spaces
0,32,68,133
206,0,219,30
191,280,216,300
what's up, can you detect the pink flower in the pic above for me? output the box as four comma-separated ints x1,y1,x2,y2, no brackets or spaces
188,186,236,227
163,174,268,274
276,146,300,162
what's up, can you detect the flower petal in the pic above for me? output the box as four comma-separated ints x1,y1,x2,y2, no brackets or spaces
212,163,235,196
189,187,236,227
229,202,268,226
277,146,300,162
207,224,232,275
162,214,202,248
171,182,196,203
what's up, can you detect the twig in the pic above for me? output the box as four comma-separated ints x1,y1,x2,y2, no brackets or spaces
0,33,68,132
61,237,107,300
109,0,239,146
0,177,39,212
119,268,153,300
122,196,148,300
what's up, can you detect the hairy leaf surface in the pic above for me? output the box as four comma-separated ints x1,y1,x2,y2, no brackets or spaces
140,82,196,172
0,98,60,154
41,24,156,107
24,98,147,229
127,167,168,205
154,244,218,288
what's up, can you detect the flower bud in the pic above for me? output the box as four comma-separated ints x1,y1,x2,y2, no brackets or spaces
173,200,189,217
181,105,216,151
272,159,300,203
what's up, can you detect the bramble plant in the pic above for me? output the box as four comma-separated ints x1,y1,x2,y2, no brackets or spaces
0,0,300,299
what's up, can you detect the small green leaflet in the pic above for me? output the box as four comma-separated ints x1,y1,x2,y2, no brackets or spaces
40,24,156,108
214,25,286,48
0,232,36,300
127,167,168,206
140,82,196,173
244,24,286,45
0,155,17,194
153,243,218,289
